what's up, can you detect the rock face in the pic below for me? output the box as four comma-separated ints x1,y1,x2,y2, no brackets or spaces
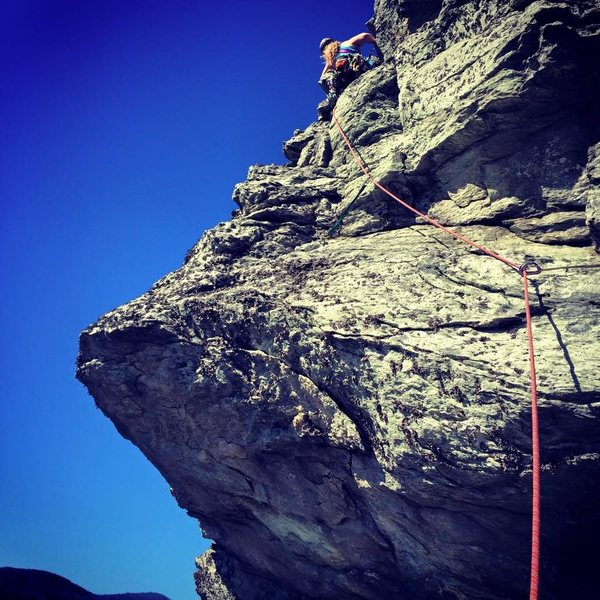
77,1,600,599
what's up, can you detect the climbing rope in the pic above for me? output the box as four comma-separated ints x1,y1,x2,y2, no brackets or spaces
332,107,542,600
522,268,541,600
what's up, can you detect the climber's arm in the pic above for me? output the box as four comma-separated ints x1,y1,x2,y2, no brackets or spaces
344,32,383,61
344,32,376,48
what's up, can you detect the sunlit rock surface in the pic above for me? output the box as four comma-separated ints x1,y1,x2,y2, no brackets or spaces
77,1,600,598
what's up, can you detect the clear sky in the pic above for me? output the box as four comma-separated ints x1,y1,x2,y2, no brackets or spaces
0,1,375,599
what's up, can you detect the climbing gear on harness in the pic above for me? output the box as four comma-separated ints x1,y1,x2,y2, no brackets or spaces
333,53,370,92
332,106,543,600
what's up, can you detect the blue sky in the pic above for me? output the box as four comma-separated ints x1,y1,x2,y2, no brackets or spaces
0,1,375,599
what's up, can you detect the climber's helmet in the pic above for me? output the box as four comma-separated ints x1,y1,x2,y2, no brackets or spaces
319,37,335,54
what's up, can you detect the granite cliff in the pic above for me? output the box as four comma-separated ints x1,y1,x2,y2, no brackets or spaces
77,1,600,598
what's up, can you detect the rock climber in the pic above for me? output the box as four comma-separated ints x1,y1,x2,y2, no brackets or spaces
317,32,383,121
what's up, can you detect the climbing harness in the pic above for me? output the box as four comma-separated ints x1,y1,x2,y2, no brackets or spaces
332,107,543,600
334,53,369,89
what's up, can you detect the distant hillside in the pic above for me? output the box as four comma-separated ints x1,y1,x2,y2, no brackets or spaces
0,567,171,600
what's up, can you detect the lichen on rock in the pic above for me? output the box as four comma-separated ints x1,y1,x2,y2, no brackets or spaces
77,1,600,598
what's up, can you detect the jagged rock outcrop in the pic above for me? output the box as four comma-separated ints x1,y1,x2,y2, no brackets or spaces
77,1,600,599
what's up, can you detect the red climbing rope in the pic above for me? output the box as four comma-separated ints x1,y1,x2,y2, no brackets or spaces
331,107,542,599
523,270,541,600
331,109,521,272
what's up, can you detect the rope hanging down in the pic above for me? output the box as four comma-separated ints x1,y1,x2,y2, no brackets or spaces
331,107,542,600
522,271,541,600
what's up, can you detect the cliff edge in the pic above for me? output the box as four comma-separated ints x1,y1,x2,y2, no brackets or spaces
77,1,600,598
